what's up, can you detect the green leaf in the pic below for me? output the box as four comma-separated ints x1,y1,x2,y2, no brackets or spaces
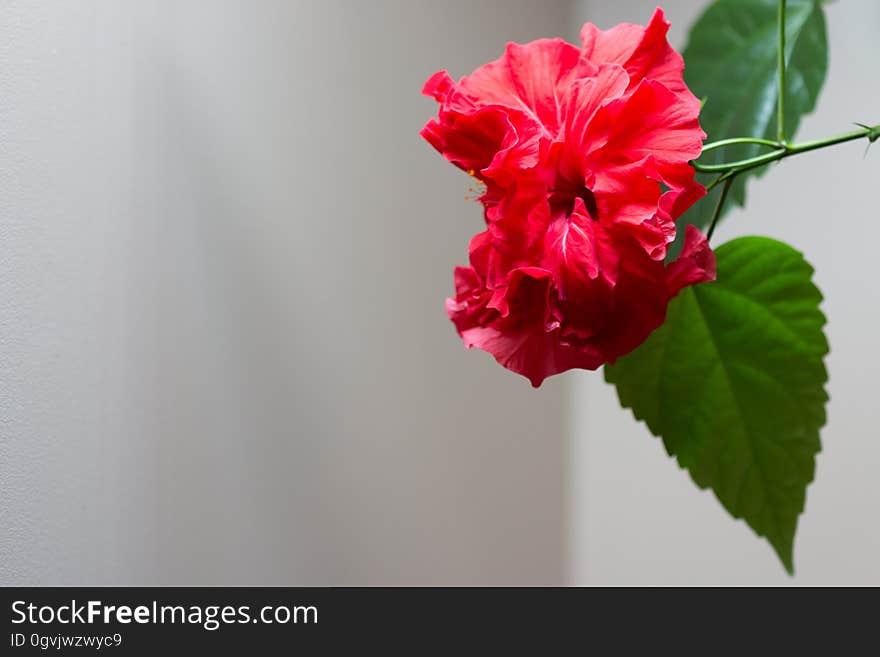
673,0,828,254
605,237,828,573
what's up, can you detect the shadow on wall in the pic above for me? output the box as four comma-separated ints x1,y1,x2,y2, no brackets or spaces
0,0,577,585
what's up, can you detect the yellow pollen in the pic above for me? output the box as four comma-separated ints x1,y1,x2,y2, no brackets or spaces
462,169,486,201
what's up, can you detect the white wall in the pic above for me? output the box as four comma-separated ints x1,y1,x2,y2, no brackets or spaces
0,0,572,585
568,0,880,584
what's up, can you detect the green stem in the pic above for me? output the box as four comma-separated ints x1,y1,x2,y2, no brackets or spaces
705,172,728,194
694,149,786,172
777,0,787,144
694,123,880,175
706,177,733,242
700,137,782,153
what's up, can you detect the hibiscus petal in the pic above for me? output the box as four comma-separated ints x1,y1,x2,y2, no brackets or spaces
665,225,717,295
542,202,624,342
446,261,497,335
544,198,601,288
556,63,630,184
458,325,605,387
588,234,670,360
562,64,630,142
588,79,704,174
483,174,552,280
422,70,458,103
489,267,555,325
457,266,605,387
580,19,646,71
658,167,707,225
459,38,597,137
591,162,670,259
580,7,694,101
420,106,515,173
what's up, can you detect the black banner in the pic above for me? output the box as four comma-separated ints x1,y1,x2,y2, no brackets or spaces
0,586,868,652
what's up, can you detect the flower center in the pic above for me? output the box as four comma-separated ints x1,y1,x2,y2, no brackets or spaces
549,183,598,221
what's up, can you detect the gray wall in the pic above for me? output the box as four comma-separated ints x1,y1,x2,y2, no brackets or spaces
0,0,571,585
568,0,880,584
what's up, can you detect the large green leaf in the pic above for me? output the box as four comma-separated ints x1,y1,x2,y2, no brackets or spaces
605,237,828,573
674,0,828,252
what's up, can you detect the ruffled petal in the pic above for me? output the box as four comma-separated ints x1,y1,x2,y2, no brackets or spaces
580,7,694,101
587,79,704,177
420,106,515,174
665,225,717,295
591,162,670,259
479,176,552,286
593,239,671,361
459,39,597,137
592,158,705,261
556,63,630,184
542,202,619,341
458,324,605,387
543,198,602,287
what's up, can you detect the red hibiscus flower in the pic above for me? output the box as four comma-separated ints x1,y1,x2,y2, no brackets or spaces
421,8,716,387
